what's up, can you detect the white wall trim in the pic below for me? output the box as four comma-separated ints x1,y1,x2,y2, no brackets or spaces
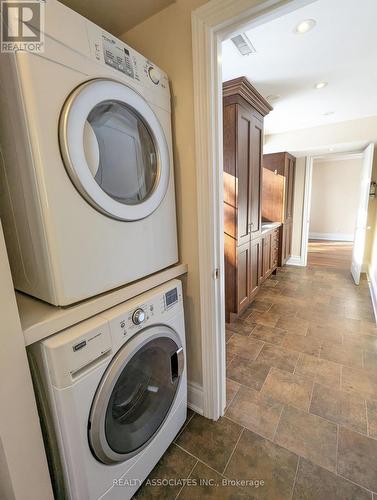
192,0,316,420
309,232,354,242
187,381,204,415
367,269,377,323
314,152,364,163
300,156,313,266
286,255,304,266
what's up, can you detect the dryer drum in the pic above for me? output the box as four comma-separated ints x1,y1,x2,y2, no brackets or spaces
59,78,170,221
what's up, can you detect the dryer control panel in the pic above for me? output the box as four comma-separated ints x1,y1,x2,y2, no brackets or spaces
86,22,169,93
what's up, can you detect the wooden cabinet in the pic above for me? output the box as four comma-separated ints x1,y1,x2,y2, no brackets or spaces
261,232,272,280
260,226,280,284
250,238,261,298
262,152,296,266
223,77,272,321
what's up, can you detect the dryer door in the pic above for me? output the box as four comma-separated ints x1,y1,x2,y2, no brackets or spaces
59,79,170,221
88,325,184,464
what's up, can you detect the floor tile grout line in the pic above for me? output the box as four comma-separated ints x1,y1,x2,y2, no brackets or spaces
224,412,283,446
174,458,198,500
174,442,229,479
365,399,370,438
335,423,339,474
308,376,316,413
335,471,376,496
175,437,256,489
290,455,301,500
174,410,196,443
221,426,245,476
224,380,241,412
272,404,285,443
292,352,301,375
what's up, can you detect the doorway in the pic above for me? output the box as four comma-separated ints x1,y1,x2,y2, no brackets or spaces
301,146,375,283
192,0,377,421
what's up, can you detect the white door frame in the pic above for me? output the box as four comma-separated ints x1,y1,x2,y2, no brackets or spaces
191,0,317,420
299,156,313,267
301,151,365,269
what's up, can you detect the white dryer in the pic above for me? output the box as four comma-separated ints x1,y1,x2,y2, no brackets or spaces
29,280,187,499
0,0,178,306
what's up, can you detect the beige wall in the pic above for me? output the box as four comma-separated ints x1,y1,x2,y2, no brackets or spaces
121,0,208,386
309,158,363,239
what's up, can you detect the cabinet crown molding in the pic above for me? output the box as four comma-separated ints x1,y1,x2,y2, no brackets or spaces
223,77,273,117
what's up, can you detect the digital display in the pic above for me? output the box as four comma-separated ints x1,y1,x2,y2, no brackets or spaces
102,35,134,78
165,288,178,307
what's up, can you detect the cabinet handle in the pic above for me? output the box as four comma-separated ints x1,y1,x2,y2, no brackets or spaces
274,169,278,175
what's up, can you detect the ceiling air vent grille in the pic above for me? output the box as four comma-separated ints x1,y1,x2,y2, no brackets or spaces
231,33,256,56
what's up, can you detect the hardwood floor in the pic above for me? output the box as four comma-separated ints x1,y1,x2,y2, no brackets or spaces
307,239,353,270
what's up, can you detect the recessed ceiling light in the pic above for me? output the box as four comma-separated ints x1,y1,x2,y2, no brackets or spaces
266,94,280,102
323,111,335,116
315,81,328,89
294,19,316,34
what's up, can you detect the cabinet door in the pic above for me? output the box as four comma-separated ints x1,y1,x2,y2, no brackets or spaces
237,241,250,313
286,221,293,260
266,233,272,276
250,115,263,235
281,222,292,265
271,229,279,268
261,233,272,280
236,106,253,245
250,238,261,297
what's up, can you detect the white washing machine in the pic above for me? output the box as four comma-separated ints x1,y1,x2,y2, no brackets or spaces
29,279,187,499
0,0,178,306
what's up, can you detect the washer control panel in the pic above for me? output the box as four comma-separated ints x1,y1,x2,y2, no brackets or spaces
101,281,182,348
132,308,146,325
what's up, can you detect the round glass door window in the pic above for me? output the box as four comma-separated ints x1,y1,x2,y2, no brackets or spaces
59,79,170,221
88,328,184,464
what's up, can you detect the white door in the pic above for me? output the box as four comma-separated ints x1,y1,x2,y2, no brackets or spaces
351,143,375,284
59,79,170,221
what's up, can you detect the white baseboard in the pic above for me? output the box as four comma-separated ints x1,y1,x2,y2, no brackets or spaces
367,269,377,323
286,255,304,266
309,232,354,242
187,381,204,415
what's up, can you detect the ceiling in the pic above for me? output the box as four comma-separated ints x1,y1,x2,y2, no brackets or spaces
222,0,377,135
60,0,175,36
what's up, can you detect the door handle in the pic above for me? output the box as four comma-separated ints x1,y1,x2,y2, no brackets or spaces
171,347,184,382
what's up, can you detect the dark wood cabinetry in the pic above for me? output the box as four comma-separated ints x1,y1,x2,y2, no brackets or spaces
262,152,296,266
223,77,273,321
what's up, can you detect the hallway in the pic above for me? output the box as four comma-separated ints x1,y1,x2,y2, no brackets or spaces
307,239,353,270
136,263,377,499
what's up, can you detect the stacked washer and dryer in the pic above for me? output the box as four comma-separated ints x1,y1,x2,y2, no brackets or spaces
0,1,187,498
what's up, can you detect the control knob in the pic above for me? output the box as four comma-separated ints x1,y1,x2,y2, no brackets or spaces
132,308,146,325
148,66,161,85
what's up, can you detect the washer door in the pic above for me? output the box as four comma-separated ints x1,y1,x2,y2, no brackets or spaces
59,79,170,221
88,326,184,464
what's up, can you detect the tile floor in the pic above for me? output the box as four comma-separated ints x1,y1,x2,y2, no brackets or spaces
135,264,377,499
